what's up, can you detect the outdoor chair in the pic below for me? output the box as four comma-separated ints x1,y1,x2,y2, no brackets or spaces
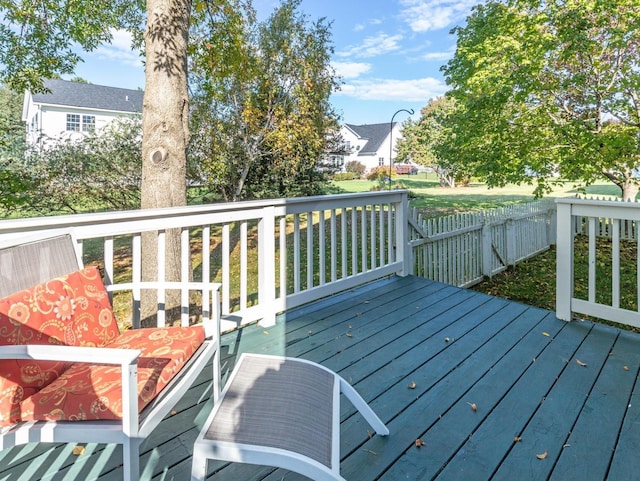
0,234,220,481
191,353,389,481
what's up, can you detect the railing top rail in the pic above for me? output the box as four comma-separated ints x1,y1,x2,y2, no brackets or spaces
0,191,408,238
555,196,640,220
555,197,639,207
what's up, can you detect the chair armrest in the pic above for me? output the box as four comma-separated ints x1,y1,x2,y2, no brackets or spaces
0,344,141,433
0,344,140,365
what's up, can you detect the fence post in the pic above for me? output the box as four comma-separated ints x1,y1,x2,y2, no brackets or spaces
555,200,574,321
258,205,277,327
396,192,411,276
482,220,492,277
506,218,516,265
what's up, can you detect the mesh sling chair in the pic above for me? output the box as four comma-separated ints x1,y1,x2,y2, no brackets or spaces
191,353,389,481
0,234,220,481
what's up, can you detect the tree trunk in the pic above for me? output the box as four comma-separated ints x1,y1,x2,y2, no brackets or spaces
140,0,190,326
603,169,639,202
620,181,639,202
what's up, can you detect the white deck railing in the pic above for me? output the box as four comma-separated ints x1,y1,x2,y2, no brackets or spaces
556,197,640,329
0,191,409,331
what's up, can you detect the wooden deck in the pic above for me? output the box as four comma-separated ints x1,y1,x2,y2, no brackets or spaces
2,275,640,480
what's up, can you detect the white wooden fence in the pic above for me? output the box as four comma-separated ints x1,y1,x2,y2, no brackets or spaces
409,199,557,287
556,197,640,329
0,191,409,332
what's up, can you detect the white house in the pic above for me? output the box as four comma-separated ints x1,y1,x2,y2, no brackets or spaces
22,79,144,149
337,122,405,173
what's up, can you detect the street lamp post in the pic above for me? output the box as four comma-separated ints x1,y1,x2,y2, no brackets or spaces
389,108,415,190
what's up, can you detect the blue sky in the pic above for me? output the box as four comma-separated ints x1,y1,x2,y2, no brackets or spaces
67,0,476,125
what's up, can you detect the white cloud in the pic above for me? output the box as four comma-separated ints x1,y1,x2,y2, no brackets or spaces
338,33,404,59
422,46,456,61
336,77,447,102
399,0,476,32
90,29,143,68
332,61,372,79
354,23,365,32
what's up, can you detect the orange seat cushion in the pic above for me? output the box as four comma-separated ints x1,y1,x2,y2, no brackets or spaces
0,267,119,426
21,326,205,421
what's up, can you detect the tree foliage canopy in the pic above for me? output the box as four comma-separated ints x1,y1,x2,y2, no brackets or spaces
396,96,469,188
442,0,640,199
189,0,339,201
0,0,144,93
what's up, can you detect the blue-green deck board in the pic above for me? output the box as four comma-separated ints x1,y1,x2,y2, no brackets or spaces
1,275,639,481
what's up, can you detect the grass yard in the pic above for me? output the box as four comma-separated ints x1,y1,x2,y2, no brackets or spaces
472,239,640,333
331,174,628,216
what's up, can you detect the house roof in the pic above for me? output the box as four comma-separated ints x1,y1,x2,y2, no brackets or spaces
31,79,144,114
345,122,396,156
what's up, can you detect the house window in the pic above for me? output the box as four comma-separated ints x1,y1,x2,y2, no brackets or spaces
66,114,96,132
378,157,385,166
82,115,96,133
66,114,81,131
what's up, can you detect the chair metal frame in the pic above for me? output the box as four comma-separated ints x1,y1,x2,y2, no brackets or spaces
0,234,221,481
191,353,389,481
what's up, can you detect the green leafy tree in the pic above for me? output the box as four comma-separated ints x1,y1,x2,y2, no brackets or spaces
21,117,142,215
0,0,197,322
0,85,30,213
442,0,640,199
189,0,339,201
396,96,469,188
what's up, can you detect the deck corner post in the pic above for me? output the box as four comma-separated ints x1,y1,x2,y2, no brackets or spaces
396,193,411,276
555,200,574,321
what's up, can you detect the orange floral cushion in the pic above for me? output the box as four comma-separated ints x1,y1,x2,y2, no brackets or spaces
0,267,119,426
21,326,205,422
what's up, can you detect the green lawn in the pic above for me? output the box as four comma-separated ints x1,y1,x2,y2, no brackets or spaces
331,174,626,216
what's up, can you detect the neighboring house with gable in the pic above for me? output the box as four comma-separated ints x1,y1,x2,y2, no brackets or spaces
22,79,143,149
337,122,405,173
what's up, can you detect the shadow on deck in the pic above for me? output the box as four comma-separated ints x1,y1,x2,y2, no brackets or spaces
1,275,639,481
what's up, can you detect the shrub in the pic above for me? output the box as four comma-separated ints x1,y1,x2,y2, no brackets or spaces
345,160,366,177
332,172,358,181
365,166,393,181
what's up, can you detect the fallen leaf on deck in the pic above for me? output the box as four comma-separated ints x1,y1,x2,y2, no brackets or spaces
363,300,370,304
346,332,353,338
536,451,548,460
542,332,550,337
444,337,450,342
576,359,587,367
415,438,425,448
408,381,416,389
72,446,85,456
170,410,177,416
367,430,373,439
467,402,478,412
624,366,630,371
263,331,269,335
513,436,522,443
356,312,362,316
349,324,352,329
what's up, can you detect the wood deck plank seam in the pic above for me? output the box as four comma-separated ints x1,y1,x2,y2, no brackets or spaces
338,301,531,479
373,308,558,481
489,322,618,481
